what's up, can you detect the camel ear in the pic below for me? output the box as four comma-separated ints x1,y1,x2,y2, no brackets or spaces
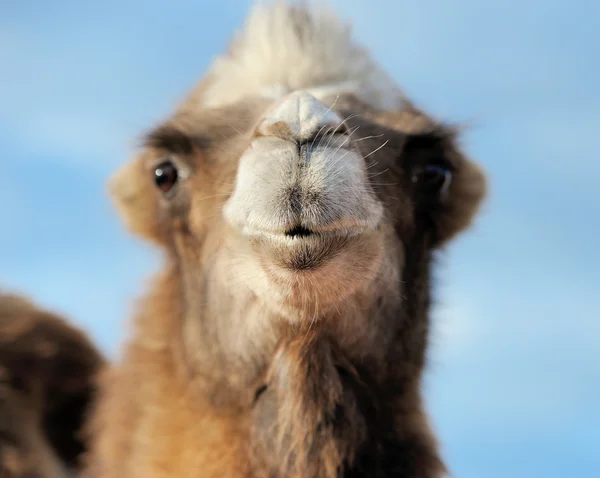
433,135,487,244
108,156,168,245
402,127,488,245
363,103,487,245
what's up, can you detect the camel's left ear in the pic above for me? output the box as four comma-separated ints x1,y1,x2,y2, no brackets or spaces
364,102,488,246
0,293,105,469
439,131,487,244
402,126,488,245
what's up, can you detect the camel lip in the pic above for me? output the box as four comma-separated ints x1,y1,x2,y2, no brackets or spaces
240,222,374,244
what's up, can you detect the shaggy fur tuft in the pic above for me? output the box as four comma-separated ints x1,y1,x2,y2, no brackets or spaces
0,292,105,477
186,1,407,111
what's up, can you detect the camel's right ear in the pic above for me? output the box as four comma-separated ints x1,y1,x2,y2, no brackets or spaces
108,156,168,245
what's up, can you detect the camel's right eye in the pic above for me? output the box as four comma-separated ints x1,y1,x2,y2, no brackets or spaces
154,161,179,193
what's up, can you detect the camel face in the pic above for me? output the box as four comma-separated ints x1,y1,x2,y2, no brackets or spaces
109,86,485,327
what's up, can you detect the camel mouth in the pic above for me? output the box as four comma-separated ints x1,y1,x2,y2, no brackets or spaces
284,225,313,238
248,220,384,277
241,222,376,244
241,222,380,273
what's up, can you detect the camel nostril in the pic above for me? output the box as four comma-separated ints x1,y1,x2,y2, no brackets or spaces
285,225,313,238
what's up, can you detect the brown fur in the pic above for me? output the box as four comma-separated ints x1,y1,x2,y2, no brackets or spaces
0,293,105,477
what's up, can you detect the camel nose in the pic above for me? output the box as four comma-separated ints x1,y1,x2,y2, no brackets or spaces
223,89,383,237
254,90,344,142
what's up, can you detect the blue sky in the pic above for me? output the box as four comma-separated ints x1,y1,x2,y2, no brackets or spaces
1,1,598,476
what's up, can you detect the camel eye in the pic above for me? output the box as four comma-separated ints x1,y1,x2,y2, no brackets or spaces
154,160,179,193
412,164,452,195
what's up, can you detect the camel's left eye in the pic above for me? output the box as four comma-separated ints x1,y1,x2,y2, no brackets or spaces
154,161,179,193
412,164,452,195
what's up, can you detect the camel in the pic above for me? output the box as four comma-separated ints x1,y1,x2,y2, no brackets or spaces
1,2,487,477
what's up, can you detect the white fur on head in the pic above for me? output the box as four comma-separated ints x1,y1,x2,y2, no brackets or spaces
199,1,406,110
